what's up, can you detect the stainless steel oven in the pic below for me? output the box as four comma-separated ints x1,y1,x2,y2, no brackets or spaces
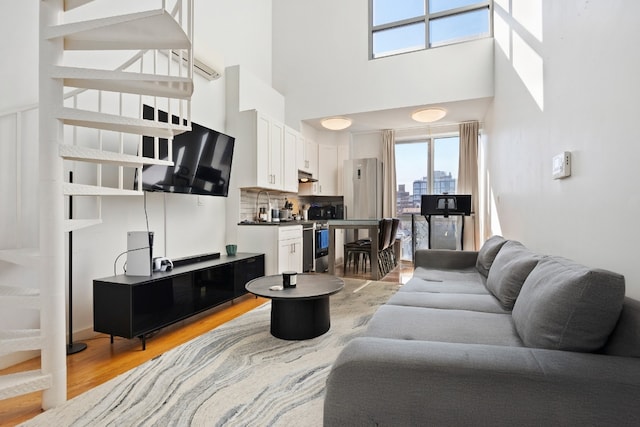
314,224,329,272
302,224,314,272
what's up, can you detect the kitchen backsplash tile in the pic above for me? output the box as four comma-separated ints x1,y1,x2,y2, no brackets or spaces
240,189,299,222
239,189,344,222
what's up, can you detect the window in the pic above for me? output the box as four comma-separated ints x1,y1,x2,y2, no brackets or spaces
396,136,459,215
370,0,492,58
395,136,460,259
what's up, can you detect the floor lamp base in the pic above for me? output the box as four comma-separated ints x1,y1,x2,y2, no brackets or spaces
66,342,88,355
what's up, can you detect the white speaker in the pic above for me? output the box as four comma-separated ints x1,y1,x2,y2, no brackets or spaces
126,231,154,276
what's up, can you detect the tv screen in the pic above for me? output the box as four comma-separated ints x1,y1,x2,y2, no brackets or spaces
136,105,235,197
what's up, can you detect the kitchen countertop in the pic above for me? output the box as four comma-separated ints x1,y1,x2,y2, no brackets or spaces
238,220,317,227
327,219,380,226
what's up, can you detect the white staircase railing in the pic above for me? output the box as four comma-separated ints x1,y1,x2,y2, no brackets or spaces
0,0,194,410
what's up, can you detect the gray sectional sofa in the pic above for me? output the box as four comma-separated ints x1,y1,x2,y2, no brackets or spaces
324,236,640,426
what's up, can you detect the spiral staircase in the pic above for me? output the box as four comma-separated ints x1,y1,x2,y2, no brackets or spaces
0,0,193,409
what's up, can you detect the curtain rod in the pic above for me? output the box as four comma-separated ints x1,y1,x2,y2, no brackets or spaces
350,120,483,137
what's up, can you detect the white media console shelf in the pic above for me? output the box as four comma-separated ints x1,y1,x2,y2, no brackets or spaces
93,252,265,350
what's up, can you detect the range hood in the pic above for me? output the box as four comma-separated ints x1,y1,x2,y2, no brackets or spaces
298,170,318,183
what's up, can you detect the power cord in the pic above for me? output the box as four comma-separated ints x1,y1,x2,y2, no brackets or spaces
113,246,151,276
144,191,150,234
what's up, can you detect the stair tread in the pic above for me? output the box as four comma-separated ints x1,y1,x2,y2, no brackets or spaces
0,370,52,400
0,286,41,310
56,107,190,138
63,183,143,197
0,248,39,266
64,0,94,11
64,219,103,233
45,9,191,51
0,329,43,356
0,329,41,339
59,145,173,167
51,66,193,99
0,286,39,297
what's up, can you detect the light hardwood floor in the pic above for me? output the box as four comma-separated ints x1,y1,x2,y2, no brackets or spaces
0,262,412,426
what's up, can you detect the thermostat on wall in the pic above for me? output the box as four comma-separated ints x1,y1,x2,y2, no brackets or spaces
552,151,571,179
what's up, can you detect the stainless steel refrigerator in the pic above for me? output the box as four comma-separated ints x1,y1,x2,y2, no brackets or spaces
343,158,383,220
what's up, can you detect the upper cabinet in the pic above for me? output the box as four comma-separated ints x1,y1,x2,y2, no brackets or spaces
337,144,349,195
317,144,338,195
257,113,283,189
282,127,298,192
299,143,341,196
235,110,297,192
296,133,318,177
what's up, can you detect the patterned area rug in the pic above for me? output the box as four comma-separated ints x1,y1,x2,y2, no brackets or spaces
22,278,399,427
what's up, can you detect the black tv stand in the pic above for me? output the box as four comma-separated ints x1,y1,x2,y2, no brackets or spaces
93,253,264,350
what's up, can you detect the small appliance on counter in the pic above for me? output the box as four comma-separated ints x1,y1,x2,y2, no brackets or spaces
279,199,294,221
308,205,336,220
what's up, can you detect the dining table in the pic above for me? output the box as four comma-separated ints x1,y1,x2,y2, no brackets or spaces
327,219,381,280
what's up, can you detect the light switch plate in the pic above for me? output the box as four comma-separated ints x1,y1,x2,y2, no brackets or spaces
552,151,571,179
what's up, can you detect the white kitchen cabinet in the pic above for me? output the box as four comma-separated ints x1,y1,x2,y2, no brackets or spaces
237,225,302,275
337,144,349,195
234,110,286,191
283,127,299,192
306,139,318,176
296,133,318,176
277,226,303,273
300,144,338,196
317,144,338,195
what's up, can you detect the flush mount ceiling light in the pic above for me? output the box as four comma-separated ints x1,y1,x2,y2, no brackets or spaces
321,117,352,130
411,107,447,123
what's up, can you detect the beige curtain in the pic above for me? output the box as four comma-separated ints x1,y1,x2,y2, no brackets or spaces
458,121,480,250
382,129,397,218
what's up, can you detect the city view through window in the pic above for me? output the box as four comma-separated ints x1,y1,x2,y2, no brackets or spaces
395,136,461,259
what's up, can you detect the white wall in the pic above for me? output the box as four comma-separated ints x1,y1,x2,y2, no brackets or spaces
195,0,273,87
0,0,274,348
0,0,39,112
272,0,494,129
485,1,640,298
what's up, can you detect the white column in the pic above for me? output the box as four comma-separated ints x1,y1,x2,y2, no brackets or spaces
39,0,67,409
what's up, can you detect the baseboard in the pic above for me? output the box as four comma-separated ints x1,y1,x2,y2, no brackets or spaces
71,326,101,342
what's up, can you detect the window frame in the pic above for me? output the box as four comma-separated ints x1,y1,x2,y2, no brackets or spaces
395,132,460,216
369,0,493,59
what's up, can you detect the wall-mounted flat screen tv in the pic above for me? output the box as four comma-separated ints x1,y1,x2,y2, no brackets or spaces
135,105,235,197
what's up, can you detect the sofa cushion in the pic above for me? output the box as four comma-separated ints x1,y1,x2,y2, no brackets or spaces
485,241,542,310
413,266,485,283
475,235,508,277
366,305,523,347
402,276,490,295
512,256,625,352
387,291,510,314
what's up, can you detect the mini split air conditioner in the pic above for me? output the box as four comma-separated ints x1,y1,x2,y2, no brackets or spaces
170,50,222,81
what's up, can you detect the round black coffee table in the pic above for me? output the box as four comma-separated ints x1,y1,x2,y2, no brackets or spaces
245,273,344,340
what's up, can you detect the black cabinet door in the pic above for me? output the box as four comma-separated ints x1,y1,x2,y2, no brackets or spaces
234,255,265,296
193,263,234,309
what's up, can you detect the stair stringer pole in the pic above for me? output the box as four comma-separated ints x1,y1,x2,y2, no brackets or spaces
39,0,67,409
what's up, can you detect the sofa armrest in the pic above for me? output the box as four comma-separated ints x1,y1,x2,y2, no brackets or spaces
324,337,640,426
414,249,478,270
